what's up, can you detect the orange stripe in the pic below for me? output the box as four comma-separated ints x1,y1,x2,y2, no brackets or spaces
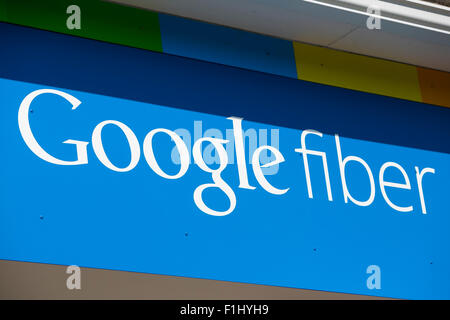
417,67,450,108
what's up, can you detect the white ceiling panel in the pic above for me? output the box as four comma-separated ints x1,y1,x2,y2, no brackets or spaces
109,0,450,71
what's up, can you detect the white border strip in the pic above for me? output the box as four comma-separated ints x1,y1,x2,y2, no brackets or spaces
303,0,450,34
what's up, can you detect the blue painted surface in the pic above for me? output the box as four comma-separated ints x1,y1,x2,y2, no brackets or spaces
1,77,449,299
158,13,297,79
0,23,449,155
0,23,449,299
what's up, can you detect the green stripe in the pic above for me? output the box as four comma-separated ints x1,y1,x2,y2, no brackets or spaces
0,1,5,21
0,0,162,52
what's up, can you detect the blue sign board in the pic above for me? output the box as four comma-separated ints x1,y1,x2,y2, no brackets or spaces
0,23,449,299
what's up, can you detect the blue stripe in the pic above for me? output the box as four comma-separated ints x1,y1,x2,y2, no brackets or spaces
159,13,297,79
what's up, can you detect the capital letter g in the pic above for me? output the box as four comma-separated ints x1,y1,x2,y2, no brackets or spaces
18,89,88,165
